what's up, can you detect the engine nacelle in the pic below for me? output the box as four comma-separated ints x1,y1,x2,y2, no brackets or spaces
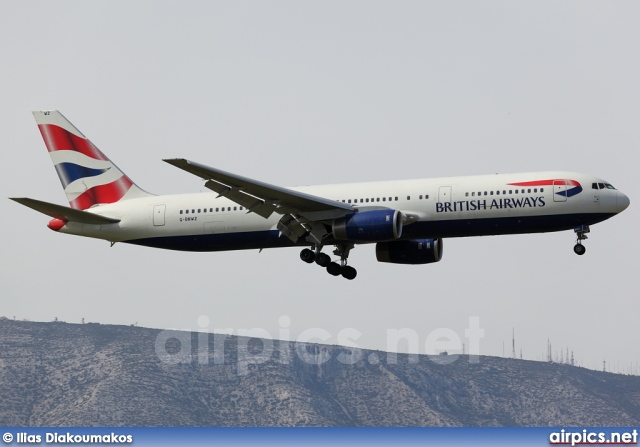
376,238,443,265
333,210,403,242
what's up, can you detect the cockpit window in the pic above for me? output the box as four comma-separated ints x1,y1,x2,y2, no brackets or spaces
593,182,616,190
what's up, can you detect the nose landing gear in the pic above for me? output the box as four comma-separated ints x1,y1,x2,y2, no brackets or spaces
573,225,590,256
299,243,357,280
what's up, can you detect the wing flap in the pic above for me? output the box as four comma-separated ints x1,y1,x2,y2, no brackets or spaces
203,179,277,219
164,158,354,218
10,197,121,225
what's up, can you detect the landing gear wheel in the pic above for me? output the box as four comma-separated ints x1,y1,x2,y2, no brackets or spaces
316,252,331,267
573,225,589,256
326,262,342,276
341,265,357,280
300,248,315,263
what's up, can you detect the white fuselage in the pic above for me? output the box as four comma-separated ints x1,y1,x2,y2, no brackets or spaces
56,171,628,252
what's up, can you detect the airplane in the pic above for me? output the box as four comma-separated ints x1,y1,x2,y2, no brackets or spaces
10,111,630,280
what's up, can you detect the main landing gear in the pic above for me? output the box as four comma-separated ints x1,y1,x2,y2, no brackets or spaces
573,224,590,256
300,243,357,280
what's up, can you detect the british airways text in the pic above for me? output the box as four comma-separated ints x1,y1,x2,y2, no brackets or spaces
436,196,546,213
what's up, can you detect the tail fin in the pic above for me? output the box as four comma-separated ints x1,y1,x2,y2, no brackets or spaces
33,110,152,210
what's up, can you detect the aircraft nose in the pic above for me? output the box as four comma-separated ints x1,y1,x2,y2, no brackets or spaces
616,191,630,213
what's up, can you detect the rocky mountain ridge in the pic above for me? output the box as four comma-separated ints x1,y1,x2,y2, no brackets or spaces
0,320,638,426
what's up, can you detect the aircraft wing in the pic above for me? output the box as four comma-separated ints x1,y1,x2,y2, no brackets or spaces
10,197,121,225
164,158,354,220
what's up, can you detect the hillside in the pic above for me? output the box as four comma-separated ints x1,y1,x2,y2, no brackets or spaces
0,320,638,426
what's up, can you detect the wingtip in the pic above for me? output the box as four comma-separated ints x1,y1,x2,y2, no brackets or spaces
163,158,191,168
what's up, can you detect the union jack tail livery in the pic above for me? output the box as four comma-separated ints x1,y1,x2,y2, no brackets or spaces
34,111,151,210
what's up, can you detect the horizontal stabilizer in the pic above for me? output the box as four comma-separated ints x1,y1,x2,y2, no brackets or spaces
9,197,121,225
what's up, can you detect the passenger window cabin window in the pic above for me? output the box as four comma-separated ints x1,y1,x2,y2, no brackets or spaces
534,188,537,193
395,197,398,201
521,189,525,194
509,190,512,194
407,196,410,200
503,190,506,195
203,208,207,213
464,193,468,197
180,210,183,214
420,195,423,199
472,192,475,197
496,191,500,195
382,198,386,202
234,207,237,211
540,188,544,192
228,207,231,211
376,198,380,202
490,191,494,196
366,198,369,203
527,189,531,193
192,209,195,213
425,195,429,199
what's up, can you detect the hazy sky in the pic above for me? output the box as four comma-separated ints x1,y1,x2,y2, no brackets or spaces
1,1,638,373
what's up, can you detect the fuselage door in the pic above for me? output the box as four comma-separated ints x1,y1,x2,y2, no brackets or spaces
438,186,452,203
153,204,166,226
553,180,567,203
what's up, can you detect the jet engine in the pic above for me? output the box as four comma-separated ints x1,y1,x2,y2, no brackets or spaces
332,210,403,242
376,238,443,264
